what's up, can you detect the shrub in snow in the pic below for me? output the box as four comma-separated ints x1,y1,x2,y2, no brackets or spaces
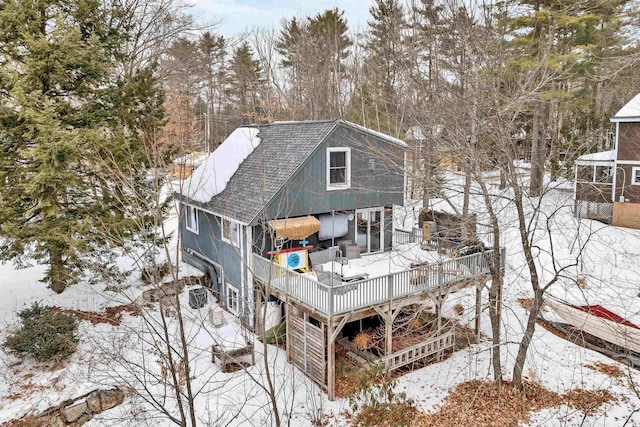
3,302,78,362
348,365,417,426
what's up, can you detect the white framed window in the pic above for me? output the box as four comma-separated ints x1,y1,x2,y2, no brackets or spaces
185,205,199,234
327,147,351,190
632,167,640,185
226,283,240,314
221,218,240,247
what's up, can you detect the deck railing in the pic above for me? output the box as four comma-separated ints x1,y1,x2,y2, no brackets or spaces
392,228,423,245
252,247,506,318
382,329,455,371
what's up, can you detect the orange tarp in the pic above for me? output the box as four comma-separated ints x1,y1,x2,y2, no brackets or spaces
268,216,320,240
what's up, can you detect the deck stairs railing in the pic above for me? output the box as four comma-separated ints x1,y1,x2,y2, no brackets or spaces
382,329,455,371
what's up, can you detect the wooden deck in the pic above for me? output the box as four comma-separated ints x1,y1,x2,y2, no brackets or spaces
253,247,504,401
252,248,504,319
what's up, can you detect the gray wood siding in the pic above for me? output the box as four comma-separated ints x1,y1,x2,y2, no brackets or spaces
180,206,246,292
260,125,404,222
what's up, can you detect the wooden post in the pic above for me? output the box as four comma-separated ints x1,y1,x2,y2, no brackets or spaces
475,281,482,342
255,288,263,335
385,310,393,357
327,315,348,400
435,295,443,361
285,302,292,363
327,320,336,401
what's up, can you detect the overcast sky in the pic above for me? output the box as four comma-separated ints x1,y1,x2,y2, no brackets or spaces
190,0,375,37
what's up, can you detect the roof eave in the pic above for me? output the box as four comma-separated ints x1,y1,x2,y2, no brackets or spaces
611,116,640,123
341,121,408,148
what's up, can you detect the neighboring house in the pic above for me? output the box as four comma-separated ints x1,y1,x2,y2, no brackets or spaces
574,93,640,228
177,120,406,326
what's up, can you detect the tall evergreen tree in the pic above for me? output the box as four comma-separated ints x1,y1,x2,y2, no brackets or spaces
197,31,229,148
228,41,264,124
277,18,306,116
162,37,202,153
277,9,352,119
348,0,409,135
0,0,164,293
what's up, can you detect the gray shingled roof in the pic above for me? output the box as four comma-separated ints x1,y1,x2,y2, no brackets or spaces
179,119,407,225
194,120,338,224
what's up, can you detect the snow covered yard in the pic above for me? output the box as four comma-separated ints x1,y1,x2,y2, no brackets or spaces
1,173,640,426
0,211,329,426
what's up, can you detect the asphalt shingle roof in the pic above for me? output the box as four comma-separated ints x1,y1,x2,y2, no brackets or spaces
180,119,407,225
198,120,337,224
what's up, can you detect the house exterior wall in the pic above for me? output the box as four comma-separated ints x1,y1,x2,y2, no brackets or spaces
259,125,404,222
614,164,640,204
251,206,395,256
180,206,252,322
616,123,640,161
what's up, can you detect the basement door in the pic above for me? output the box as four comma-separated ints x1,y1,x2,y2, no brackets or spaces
356,207,384,253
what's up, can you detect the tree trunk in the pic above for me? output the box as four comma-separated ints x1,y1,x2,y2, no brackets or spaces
49,244,67,294
475,177,503,386
488,280,503,385
422,144,433,210
530,102,543,196
462,97,477,240
512,186,542,390
513,288,543,390
499,154,508,190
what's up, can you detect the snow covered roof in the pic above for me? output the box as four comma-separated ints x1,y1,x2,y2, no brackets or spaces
177,120,406,225
612,93,640,121
181,128,261,203
575,150,615,163
178,121,336,224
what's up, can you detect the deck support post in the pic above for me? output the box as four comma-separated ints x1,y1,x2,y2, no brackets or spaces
327,315,349,401
385,311,393,357
327,319,336,401
373,306,395,360
434,294,445,361
475,281,482,341
285,302,292,363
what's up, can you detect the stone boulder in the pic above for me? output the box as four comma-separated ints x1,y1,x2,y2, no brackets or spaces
86,391,102,413
61,402,89,423
99,389,124,411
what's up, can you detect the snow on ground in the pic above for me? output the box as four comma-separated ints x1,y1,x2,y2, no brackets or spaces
1,172,640,426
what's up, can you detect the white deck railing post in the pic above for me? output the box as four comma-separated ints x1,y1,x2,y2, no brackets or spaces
329,285,334,316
